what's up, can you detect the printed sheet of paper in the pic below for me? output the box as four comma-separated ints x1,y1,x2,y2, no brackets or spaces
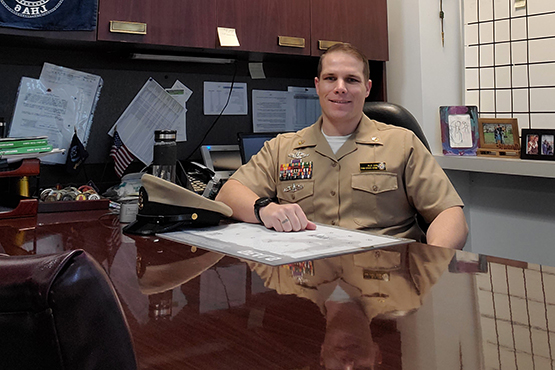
108,78,185,165
165,79,193,142
158,223,411,266
9,63,102,164
286,86,321,131
203,81,248,115
252,90,288,132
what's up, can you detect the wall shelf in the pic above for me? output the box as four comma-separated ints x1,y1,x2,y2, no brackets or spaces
434,155,555,179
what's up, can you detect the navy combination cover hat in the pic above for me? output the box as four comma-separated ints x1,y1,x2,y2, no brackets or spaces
123,174,233,236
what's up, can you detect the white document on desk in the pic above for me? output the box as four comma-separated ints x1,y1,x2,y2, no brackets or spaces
108,78,185,166
158,223,412,266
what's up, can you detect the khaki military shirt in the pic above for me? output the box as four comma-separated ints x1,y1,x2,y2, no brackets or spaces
231,114,463,241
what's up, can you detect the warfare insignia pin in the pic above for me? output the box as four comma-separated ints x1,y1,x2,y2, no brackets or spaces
288,151,309,160
283,183,304,193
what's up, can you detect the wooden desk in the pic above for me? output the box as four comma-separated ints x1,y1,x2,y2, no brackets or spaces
0,211,551,369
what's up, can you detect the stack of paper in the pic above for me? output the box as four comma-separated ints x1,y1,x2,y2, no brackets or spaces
0,136,64,162
8,63,103,164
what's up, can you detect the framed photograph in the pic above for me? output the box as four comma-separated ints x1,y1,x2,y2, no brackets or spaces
521,129,555,161
439,106,479,156
478,118,520,151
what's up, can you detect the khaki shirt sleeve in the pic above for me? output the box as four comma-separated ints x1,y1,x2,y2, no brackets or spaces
403,132,464,223
229,137,280,198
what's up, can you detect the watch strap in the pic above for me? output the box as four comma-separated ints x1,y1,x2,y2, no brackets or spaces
254,197,273,223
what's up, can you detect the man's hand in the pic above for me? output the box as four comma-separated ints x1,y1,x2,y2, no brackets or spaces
259,202,317,232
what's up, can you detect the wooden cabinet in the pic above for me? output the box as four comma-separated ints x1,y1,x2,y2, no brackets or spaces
1,0,388,59
216,0,311,55
97,0,217,49
96,0,388,60
311,0,388,61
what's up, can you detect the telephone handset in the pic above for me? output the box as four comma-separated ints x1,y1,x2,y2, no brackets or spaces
181,161,214,193
181,161,224,199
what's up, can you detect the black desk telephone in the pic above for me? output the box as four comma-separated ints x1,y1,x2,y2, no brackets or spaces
179,161,223,199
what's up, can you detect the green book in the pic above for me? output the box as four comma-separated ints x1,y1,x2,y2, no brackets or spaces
0,136,48,149
0,145,53,155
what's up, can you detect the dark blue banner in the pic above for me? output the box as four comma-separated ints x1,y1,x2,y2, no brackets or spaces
0,0,97,31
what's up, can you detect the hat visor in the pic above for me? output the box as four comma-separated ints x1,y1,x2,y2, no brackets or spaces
123,217,187,236
123,208,224,236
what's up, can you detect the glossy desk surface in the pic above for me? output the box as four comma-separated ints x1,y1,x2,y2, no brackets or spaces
1,210,553,370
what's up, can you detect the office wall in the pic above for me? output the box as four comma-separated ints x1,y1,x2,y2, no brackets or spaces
387,0,555,266
0,42,317,189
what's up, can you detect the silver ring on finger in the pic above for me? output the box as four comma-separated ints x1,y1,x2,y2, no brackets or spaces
281,218,290,224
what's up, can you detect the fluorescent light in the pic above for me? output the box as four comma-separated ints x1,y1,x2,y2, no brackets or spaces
131,53,235,64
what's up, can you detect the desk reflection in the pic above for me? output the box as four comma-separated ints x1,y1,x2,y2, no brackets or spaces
2,212,553,370
247,245,454,370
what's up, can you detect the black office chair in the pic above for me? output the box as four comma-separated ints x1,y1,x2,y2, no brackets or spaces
363,101,430,151
363,101,431,233
0,250,137,370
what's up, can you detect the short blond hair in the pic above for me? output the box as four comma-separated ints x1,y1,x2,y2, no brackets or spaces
317,43,370,81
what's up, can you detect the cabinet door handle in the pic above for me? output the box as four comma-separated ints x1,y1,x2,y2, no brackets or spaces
318,40,342,51
109,21,147,35
278,36,305,48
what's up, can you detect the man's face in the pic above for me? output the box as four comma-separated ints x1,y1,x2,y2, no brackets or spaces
315,51,371,129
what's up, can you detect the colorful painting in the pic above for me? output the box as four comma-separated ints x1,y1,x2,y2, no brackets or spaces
439,106,479,156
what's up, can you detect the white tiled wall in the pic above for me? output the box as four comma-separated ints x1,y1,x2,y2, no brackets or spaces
464,0,555,130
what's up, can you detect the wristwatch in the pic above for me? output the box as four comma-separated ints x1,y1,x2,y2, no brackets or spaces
254,197,274,223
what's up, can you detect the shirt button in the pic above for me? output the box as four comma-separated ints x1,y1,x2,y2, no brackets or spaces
372,185,379,192
330,190,336,196
375,250,381,257
331,163,337,168
291,194,296,200
331,220,336,225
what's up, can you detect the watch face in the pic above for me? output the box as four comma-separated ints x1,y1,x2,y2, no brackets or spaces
255,197,273,207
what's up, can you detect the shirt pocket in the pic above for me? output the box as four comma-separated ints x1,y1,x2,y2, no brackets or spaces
353,249,402,271
276,181,315,219
351,172,399,227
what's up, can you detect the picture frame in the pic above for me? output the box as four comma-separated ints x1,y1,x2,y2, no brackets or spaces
520,129,555,161
439,106,479,156
477,118,520,157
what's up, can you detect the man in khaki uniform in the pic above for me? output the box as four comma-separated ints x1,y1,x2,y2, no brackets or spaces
216,43,468,249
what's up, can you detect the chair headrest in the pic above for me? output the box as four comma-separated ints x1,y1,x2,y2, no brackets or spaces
363,101,430,150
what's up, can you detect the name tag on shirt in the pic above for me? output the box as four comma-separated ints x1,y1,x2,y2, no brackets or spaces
360,162,386,172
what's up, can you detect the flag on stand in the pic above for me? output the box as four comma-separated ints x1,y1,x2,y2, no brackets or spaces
65,131,89,174
110,131,135,178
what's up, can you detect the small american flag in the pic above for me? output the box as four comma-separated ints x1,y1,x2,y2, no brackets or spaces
110,131,135,178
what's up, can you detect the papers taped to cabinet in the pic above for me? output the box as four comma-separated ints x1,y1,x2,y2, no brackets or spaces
9,63,103,164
